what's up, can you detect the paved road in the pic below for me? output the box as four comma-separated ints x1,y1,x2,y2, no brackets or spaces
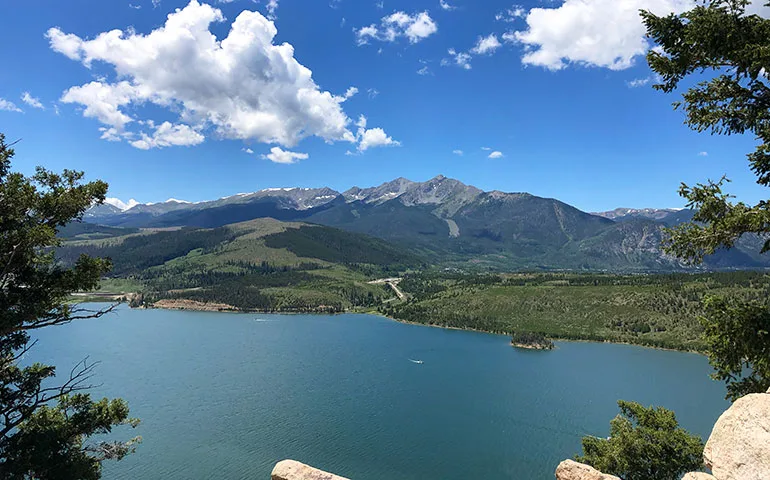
368,277,406,300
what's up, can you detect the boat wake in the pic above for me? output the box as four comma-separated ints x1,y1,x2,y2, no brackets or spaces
408,358,424,364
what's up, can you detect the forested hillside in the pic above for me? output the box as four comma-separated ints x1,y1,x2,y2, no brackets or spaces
59,218,423,312
381,271,770,351
81,176,770,271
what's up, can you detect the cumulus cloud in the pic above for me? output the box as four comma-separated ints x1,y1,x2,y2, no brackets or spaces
511,0,693,70
47,1,393,151
242,147,254,154
21,92,45,110
355,115,400,151
488,151,504,159
262,146,309,164
0,98,23,113
441,48,472,69
496,5,526,22
341,86,359,100
355,11,438,45
129,122,205,149
698,151,708,156
358,128,399,151
471,34,501,55
439,0,456,11
453,149,463,155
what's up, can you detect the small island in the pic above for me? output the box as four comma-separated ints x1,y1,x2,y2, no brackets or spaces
511,331,555,350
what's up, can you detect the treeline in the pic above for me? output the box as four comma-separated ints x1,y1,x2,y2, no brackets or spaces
138,259,388,312
263,225,424,270
57,227,237,275
511,332,554,350
383,270,770,351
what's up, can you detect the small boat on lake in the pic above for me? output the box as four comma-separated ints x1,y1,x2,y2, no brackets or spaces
408,358,424,364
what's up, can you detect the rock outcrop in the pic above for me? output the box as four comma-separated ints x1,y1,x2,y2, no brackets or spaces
271,460,349,480
553,389,770,480
701,388,770,480
554,460,620,480
682,473,716,480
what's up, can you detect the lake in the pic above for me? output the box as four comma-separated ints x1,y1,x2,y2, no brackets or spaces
32,304,729,479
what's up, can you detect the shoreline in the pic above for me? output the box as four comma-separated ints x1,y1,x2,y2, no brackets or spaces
119,299,703,354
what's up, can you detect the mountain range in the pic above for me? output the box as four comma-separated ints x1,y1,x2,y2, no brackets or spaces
82,175,768,271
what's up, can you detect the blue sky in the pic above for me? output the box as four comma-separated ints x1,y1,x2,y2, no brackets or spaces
1,0,767,212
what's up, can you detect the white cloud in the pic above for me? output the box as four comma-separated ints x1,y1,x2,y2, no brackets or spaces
0,98,23,113
355,11,438,45
341,86,359,100
417,65,430,75
265,0,278,20
471,34,501,55
488,151,504,159
356,25,379,45
261,146,309,164
48,1,391,152
512,0,693,71
129,122,205,149
376,1,384,9
481,146,492,151
60,81,137,130
367,88,379,98
99,127,124,142
242,147,255,154
358,127,399,151
129,3,142,9
453,149,463,155
698,151,708,156
439,0,456,11
355,114,400,151
45,28,83,60
21,92,45,110
627,77,650,88
442,48,472,69
442,35,500,70
496,5,526,22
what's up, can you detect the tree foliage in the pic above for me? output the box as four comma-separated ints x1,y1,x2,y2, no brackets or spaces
641,0,770,259
0,133,139,478
577,401,704,480
700,296,770,400
642,0,770,399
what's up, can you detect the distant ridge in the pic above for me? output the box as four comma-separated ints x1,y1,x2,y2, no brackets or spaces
82,175,767,271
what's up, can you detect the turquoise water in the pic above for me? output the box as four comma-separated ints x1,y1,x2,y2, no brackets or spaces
32,304,729,479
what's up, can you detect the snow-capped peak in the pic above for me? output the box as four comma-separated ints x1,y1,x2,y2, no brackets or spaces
166,198,191,204
105,197,140,211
